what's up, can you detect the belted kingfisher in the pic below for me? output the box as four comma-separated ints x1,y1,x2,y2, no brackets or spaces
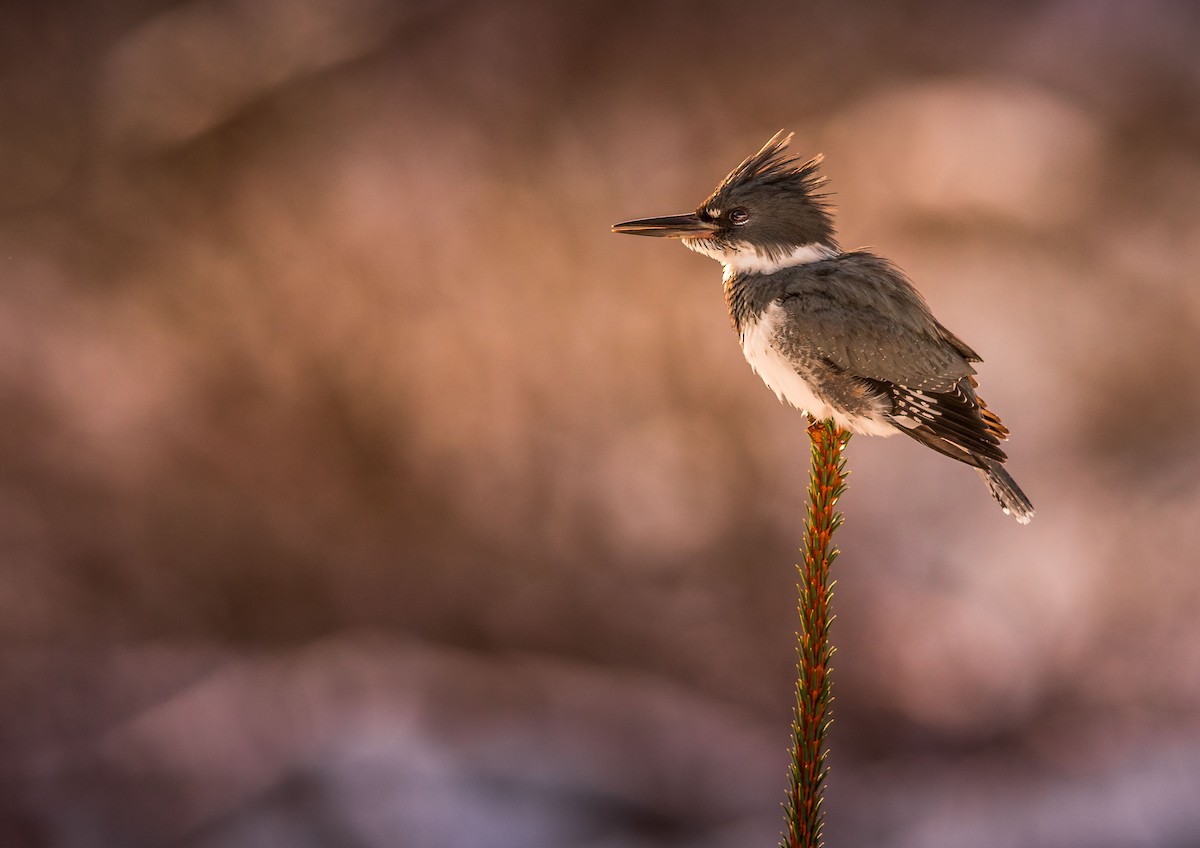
612,131,1033,523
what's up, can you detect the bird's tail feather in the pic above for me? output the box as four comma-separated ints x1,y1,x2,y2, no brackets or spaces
976,461,1034,524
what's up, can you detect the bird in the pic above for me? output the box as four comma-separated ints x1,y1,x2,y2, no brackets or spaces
612,131,1034,523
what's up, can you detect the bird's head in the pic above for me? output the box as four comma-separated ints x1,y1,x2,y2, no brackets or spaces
612,131,837,276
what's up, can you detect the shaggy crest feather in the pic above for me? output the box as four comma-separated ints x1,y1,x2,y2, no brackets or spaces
711,130,831,211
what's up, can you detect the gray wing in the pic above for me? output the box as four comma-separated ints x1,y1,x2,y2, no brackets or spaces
774,251,979,391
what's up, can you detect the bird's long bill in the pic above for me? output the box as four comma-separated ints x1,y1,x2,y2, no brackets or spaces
611,213,718,238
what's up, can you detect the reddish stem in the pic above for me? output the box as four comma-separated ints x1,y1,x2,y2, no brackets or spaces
783,419,850,848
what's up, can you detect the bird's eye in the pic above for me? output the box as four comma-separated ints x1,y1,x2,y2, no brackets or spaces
729,208,749,225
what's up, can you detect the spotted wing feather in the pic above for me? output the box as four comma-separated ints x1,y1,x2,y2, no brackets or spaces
775,252,980,391
774,252,1011,464
886,378,1007,465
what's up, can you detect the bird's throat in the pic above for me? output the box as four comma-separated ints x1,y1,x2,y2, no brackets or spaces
685,239,839,280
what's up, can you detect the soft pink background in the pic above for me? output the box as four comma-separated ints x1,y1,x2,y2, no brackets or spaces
2,2,1198,846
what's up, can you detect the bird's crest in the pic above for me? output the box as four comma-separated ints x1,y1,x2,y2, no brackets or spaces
714,130,830,204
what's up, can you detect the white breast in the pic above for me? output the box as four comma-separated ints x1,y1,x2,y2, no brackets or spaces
740,303,898,437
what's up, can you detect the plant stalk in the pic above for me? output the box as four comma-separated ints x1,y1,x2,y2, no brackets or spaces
782,419,850,848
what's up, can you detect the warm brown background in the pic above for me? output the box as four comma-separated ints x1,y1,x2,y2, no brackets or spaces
2,1,1199,846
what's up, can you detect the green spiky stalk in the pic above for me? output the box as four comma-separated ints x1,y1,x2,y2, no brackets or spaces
782,419,850,848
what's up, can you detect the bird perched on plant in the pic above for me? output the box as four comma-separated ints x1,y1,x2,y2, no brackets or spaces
612,131,1033,523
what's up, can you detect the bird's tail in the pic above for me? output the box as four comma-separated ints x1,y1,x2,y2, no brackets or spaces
976,461,1034,524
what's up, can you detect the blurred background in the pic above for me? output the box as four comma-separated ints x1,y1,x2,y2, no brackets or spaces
2,1,1199,846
